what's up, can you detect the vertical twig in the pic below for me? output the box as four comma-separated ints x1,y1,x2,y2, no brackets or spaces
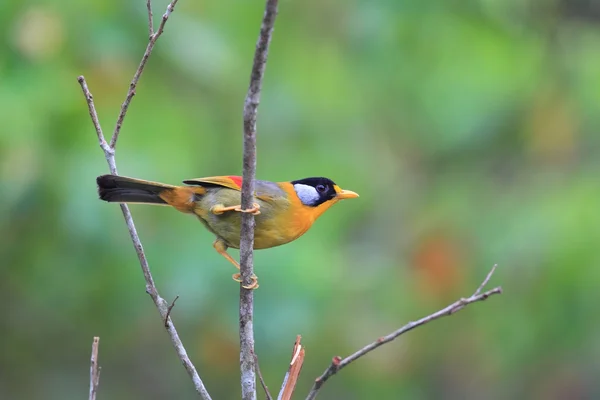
146,0,154,38
78,2,212,399
239,1,279,400
89,336,101,400
277,336,305,400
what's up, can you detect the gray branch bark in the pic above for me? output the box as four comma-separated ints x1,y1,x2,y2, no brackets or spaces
89,337,100,400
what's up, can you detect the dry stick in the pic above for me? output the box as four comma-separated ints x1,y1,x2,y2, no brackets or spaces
305,265,503,400
278,336,305,400
89,337,101,400
253,351,273,400
77,2,211,399
239,1,279,400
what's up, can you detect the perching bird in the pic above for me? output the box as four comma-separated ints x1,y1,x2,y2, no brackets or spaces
96,174,358,289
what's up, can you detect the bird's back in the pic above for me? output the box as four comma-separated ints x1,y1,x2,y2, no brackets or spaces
193,180,302,249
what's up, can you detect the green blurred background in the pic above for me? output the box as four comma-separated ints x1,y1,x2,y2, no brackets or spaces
2,0,600,398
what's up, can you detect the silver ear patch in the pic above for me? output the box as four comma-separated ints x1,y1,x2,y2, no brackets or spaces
293,183,320,206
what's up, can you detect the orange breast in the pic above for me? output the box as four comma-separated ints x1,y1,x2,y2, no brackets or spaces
250,182,338,249
251,206,313,249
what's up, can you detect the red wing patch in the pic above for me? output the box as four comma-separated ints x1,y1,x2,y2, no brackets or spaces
228,176,243,188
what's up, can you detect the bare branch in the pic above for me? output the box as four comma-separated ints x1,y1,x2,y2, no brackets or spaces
253,351,273,400
474,263,497,296
278,336,305,400
109,0,179,149
155,1,178,37
77,2,212,398
239,1,279,400
78,77,212,399
89,336,101,400
146,0,154,38
305,266,503,400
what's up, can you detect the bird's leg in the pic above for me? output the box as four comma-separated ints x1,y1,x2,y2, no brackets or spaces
213,239,259,289
210,203,261,216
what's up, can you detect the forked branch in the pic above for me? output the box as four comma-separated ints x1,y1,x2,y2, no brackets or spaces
305,265,502,399
77,1,211,398
110,0,179,149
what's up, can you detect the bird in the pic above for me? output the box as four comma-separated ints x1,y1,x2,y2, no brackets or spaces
96,174,359,289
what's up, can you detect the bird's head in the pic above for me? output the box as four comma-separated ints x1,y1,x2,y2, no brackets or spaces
292,177,358,207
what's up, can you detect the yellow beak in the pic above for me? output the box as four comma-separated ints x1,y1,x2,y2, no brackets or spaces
334,185,359,200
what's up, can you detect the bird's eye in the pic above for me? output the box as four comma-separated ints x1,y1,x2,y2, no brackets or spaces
316,184,327,193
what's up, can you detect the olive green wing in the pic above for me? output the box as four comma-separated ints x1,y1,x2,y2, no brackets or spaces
183,175,243,191
183,176,284,203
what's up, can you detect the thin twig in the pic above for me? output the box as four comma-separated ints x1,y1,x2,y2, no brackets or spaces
77,78,112,156
305,265,503,400
164,295,180,328
77,2,212,398
146,0,154,38
253,351,273,400
109,0,179,149
89,336,101,400
474,263,497,296
239,1,279,400
278,335,305,400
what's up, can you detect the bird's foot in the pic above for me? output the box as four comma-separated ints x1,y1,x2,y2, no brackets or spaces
232,273,260,290
211,203,261,216
234,203,261,216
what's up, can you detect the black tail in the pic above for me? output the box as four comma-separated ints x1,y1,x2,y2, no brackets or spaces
96,175,174,205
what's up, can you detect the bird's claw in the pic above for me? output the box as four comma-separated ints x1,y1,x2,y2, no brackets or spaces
211,203,261,216
234,203,261,216
232,273,260,290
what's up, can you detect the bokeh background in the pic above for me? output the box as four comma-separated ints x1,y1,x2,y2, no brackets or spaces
2,0,600,398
